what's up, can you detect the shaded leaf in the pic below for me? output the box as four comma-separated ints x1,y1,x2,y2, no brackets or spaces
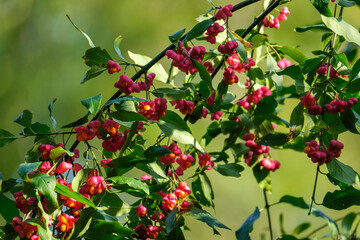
151,88,185,100
187,209,231,232
90,219,134,237
349,58,360,81
191,59,213,89
235,207,260,240
215,163,244,177
144,146,171,158
254,96,278,116
295,24,330,33
106,176,150,195
0,195,19,223
279,46,307,65
311,0,332,17
342,212,356,236
30,174,58,212
55,183,97,209
81,65,106,84
81,94,102,115
169,28,185,43
187,19,213,41
321,16,360,46
69,207,96,240
61,113,90,128
323,187,360,210
279,195,308,209
83,47,112,67
292,222,311,235
17,162,41,180
327,159,358,186
341,109,359,134
0,129,17,148
67,14,95,48
114,35,127,61
14,110,32,128
128,51,168,83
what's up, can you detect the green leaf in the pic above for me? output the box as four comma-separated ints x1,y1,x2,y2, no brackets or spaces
254,96,278,116
166,208,177,234
81,65,107,84
235,207,260,240
279,46,307,65
128,50,169,83
90,219,134,237
55,183,97,209
323,187,360,210
83,47,112,67
341,212,356,236
192,173,214,207
106,176,150,195
334,53,349,67
110,110,147,122
292,222,311,235
0,129,17,148
341,109,359,134
311,0,333,17
17,162,41,180
279,195,308,209
327,159,358,186
321,16,360,47
72,169,92,192
187,209,231,232
215,163,244,177
100,193,129,217
191,59,213,89
158,110,203,151
0,178,17,194
349,58,360,81
338,0,356,7
295,24,331,33
48,98,57,130
277,65,305,80
29,174,58,212
67,14,95,48
114,35,127,61
258,133,288,146
187,19,213,41
81,94,102,115
69,207,96,240
0,195,19,223
14,110,32,128
169,28,186,43
144,145,171,158
49,146,74,160
61,113,90,128
151,88,185,100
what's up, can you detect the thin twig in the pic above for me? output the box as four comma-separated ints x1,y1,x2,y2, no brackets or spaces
263,189,274,240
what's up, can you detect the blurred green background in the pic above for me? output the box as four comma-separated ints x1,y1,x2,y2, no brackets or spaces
0,0,360,239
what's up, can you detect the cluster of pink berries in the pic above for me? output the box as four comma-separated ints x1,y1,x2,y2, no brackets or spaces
107,60,121,74
114,73,154,95
317,63,340,79
300,92,322,115
218,41,238,55
277,58,292,69
304,139,344,165
170,99,195,115
263,7,290,29
237,86,272,110
242,133,281,172
226,54,256,74
132,223,162,240
138,98,168,121
325,98,358,114
12,217,39,240
215,4,233,20
205,22,225,44
166,42,213,75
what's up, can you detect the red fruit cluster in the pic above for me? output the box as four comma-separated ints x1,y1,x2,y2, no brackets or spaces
160,142,182,165
223,67,238,85
56,213,75,233
207,91,216,105
138,73,155,91
242,133,281,171
300,92,323,116
226,54,256,73
211,111,223,120
138,98,167,120
304,139,344,165
170,99,195,115
205,22,225,44
158,185,193,213
175,154,195,176
79,170,109,196
317,63,340,79
218,41,238,55
263,7,290,29
198,153,214,170
325,98,358,114
107,60,121,74
277,58,292,69
133,224,163,240
114,74,140,95
215,4,233,20
237,86,272,110
12,217,38,239
14,191,36,214
259,157,281,172
166,42,207,75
